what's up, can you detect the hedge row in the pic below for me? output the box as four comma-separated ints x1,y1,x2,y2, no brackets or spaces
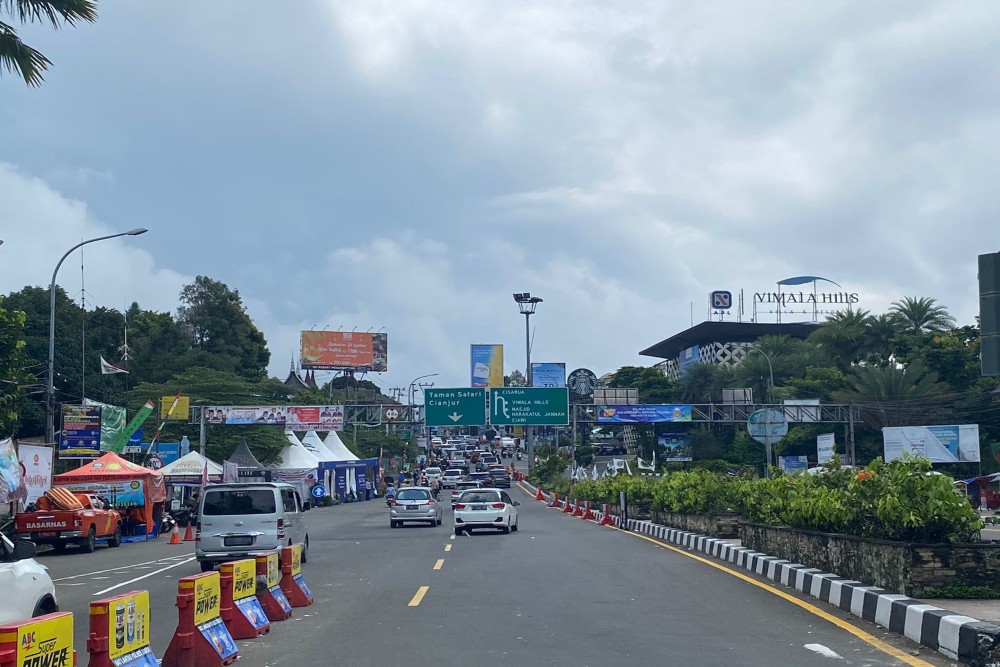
569,457,982,543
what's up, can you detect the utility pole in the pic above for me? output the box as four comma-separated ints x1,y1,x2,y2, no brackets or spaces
847,403,856,466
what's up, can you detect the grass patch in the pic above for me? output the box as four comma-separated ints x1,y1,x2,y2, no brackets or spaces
922,586,1000,600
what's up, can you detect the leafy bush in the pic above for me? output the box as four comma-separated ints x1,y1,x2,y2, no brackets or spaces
739,456,983,543
922,586,1000,599
653,469,740,515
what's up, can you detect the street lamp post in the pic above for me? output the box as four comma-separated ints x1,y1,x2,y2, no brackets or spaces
46,228,148,444
408,372,438,452
747,345,776,475
513,292,543,468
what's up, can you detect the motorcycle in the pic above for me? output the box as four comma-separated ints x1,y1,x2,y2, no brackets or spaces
516,452,522,461
160,512,176,535
385,494,395,507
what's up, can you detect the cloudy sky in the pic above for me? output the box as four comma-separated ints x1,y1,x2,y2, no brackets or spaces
2,1,997,397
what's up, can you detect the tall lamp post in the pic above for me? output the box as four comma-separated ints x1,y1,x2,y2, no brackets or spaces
408,372,438,454
46,228,148,443
747,345,776,475
513,292,543,468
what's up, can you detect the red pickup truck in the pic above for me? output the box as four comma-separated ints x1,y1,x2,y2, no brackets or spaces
15,489,123,553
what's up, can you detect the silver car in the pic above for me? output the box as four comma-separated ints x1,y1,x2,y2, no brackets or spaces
390,487,443,528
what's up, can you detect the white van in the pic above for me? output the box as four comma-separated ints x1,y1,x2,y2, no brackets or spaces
196,482,310,572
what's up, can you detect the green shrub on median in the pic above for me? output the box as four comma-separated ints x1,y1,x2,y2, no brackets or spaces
569,455,982,543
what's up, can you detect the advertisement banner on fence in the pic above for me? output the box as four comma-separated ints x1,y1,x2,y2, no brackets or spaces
471,344,504,388
17,444,52,505
882,425,981,463
531,362,566,388
778,455,810,475
13,613,73,667
817,433,836,464
108,590,151,662
657,434,693,461
59,480,146,508
205,405,344,431
597,405,692,423
84,398,127,454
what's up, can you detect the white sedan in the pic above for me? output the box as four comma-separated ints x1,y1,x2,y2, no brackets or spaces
453,488,519,535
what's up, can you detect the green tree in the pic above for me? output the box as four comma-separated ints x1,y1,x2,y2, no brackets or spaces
807,310,871,371
677,363,727,402
889,296,956,335
177,277,270,380
0,296,29,434
504,370,526,387
833,360,947,429
1,0,97,86
608,366,644,388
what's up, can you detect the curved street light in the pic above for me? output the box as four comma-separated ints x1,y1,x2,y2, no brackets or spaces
746,346,775,404
513,292,543,468
46,228,148,443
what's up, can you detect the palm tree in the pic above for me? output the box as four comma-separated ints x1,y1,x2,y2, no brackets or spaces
1,0,97,86
889,297,956,335
860,313,900,365
832,360,947,429
807,309,871,370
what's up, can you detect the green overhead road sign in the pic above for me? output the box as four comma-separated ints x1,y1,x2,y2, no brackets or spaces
489,387,569,426
424,388,487,427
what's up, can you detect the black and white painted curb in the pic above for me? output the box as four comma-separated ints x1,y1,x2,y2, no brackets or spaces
519,481,1000,665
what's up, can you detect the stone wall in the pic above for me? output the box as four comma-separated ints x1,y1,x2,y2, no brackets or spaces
654,511,740,538
740,522,1000,596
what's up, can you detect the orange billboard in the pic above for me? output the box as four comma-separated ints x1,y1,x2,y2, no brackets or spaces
300,331,388,371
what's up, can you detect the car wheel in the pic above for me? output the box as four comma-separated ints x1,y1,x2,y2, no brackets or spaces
436,517,442,526
31,595,58,618
109,525,122,547
511,520,518,532
454,528,463,536
80,528,96,553
500,525,510,535
200,560,214,572
391,521,399,529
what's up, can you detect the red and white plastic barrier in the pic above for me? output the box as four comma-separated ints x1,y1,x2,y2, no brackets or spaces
279,545,314,608
220,560,270,640
161,572,239,667
87,590,157,667
254,551,293,622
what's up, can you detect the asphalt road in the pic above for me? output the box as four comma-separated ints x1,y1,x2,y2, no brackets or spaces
38,478,957,666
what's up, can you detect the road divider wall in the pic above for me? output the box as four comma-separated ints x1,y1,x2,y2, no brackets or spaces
279,544,314,607
162,571,239,667
0,611,75,667
255,550,293,621
220,559,270,639
88,590,157,667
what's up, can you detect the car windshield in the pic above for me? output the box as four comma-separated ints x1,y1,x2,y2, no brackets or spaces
202,489,276,515
397,489,430,501
460,491,502,503
456,483,479,489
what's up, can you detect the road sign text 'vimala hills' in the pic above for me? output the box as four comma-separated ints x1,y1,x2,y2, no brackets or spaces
488,387,569,426
424,388,487,427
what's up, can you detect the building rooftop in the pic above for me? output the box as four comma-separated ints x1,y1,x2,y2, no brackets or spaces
640,321,821,360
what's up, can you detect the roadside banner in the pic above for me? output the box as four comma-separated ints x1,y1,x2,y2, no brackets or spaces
817,433,835,464
0,437,26,504
109,401,155,454
597,405,692,423
60,404,102,457
470,344,504,388
778,455,809,475
17,443,53,505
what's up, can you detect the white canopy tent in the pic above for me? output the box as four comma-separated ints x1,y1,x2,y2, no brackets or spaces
323,431,359,461
158,450,223,481
301,430,338,463
269,430,321,499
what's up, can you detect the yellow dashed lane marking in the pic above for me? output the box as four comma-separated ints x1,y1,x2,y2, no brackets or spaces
408,586,429,607
434,559,444,570
444,544,452,552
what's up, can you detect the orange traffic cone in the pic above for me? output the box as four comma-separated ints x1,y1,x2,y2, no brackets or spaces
168,523,182,545
183,521,195,542
535,487,545,502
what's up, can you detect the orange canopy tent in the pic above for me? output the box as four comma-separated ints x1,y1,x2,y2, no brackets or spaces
54,452,167,535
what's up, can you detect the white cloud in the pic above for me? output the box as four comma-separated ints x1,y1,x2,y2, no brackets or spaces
0,162,189,316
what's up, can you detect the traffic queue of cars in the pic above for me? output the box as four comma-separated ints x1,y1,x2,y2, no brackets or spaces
390,440,520,534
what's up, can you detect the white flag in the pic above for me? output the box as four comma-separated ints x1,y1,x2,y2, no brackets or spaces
100,356,129,375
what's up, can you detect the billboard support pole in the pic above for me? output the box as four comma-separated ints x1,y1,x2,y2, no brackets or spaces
847,404,856,466
199,406,206,454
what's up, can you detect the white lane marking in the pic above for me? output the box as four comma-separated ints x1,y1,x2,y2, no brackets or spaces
803,644,843,659
53,554,193,582
92,557,196,596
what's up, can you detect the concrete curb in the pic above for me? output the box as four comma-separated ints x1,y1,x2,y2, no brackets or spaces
518,483,1000,665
